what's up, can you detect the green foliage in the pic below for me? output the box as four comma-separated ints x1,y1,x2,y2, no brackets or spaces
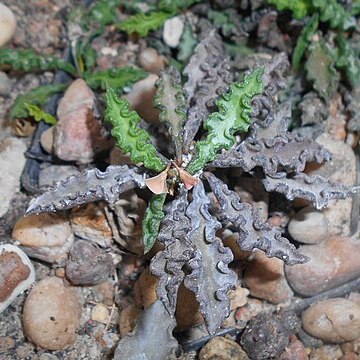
207,10,236,37
305,40,339,100
142,193,167,253
105,86,167,173
186,67,263,174
267,0,312,19
88,0,122,26
118,11,174,37
84,67,147,92
177,23,197,63
292,14,319,69
157,0,201,12
312,0,355,30
0,49,76,75
25,104,57,125
154,68,187,161
10,83,69,120
334,34,360,88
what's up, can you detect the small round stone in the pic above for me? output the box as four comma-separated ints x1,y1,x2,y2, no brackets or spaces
91,304,109,324
288,207,329,244
199,337,249,360
0,3,16,47
302,298,360,343
139,48,165,74
23,277,82,350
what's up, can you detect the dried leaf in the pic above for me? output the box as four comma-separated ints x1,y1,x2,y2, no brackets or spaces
184,181,236,335
105,85,168,173
142,193,167,253
26,165,145,215
114,300,178,360
186,67,263,174
251,53,289,131
154,67,187,161
10,83,69,120
118,11,174,38
292,14,319,70
205,173,308,265
0,48,76,75
183,30,224,103
305,39,339,100
25,103,56,125
150,189,195,314
262,172,359,210
210,133,331,175
84,67,147,92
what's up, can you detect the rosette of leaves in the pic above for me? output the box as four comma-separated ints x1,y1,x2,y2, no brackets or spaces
26,33,358,354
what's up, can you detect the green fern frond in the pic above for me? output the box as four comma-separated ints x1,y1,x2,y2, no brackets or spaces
118,11,174,37
0,48,76,75
142,193,167,253
267,0,312,19
292,14,319,69
84,67,147,92
10,83,69,120
186,67,263,175
105,86,167,173
25,104,56,125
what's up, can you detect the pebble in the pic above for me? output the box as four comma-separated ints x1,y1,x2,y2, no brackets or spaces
0,137,26,217
39,165,79,189
139,47,166,74
288,207,329,244
235,298,263,325
163,16,184,48
119,304,141,337
124,74,159,124
91,303,110,324
302,298,360,343
23,277,82,350
285,236,360,296
70,203,113,248
93,281,115,307
309,345,343,360
228,286,249,311
54,79,113,164
0,71,12,96
199,337,249,360
0,244,35,314
279,337,309,360
39,126,54,154
0,3,16,47
12,213,74,264
339,353,359,360
65,240,113,285
310,133,356,236
244,251,294,304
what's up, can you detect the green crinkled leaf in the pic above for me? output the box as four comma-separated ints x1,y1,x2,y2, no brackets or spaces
105,86,167,173
154,67,187,161
118,11,174,37
84,67,147,92
9,83,69,120
208,10,236,37
0,49,76,75
25,103,56,125
142,193,166,253
334,34,360,89
177,22,197,63
88,0,121,26
292,14,319,70
156,0,201,12
305,39,339,100
267,0,312,19
186,67,263,174
312,0,355,30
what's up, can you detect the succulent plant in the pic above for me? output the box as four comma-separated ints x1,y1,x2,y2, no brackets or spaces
26,31,358,340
